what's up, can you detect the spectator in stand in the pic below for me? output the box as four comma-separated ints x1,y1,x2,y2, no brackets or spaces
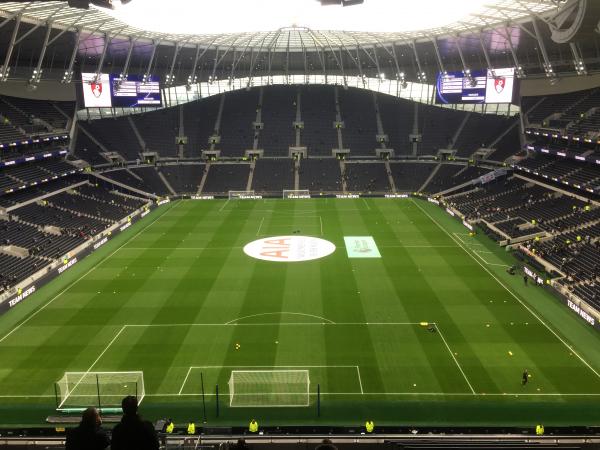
111,396,159,450
65,407,110,450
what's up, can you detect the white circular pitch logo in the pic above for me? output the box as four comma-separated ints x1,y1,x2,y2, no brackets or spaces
243,236,336,262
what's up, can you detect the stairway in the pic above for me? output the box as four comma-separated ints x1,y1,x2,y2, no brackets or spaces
197,163,210,194
339,159,348,193
246,160,256,191
157,170,177,196
384,160,396,193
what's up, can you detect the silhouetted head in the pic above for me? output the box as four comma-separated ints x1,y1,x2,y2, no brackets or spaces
121,395,138,417
81,407,101,428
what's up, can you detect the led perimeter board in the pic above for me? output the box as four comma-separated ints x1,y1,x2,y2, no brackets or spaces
435,68,516,105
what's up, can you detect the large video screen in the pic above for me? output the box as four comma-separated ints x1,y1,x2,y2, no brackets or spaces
81,73,113,108
111,75,162,107
81,73,162,108
435,67,516,105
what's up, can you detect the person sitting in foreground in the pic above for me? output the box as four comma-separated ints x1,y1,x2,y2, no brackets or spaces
66,407,110,450
111,396,159,450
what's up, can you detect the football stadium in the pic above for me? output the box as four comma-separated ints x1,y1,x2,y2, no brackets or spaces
0,0,599,447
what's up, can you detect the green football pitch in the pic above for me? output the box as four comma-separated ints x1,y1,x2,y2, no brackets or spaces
1,198,600,427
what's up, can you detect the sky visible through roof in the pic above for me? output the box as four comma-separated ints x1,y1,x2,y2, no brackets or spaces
106,0,493,34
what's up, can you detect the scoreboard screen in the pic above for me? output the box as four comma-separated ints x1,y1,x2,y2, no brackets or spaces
435,68,516,105
111,75,162,107
81,73,162,108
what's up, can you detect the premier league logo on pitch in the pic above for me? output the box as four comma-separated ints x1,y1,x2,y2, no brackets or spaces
494,77,506,94
90,82,103,98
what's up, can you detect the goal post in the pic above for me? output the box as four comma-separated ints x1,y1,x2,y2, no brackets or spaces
228,370,310,407
283,189,311,199
228,190,259,199
55,371,145,411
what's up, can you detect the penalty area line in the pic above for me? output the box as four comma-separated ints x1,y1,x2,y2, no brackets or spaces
356,366,364,394
434,323,475,395
58,325,127,408
178,366,194,395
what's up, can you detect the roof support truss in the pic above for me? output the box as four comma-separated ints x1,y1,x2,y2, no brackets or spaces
143,39,160,81
63,29,81,83
0,13,21,81
531,17,554,77
430,37,446,74
410,40,426,82
30,20,52,85
119,37,135,78
93,33,110,82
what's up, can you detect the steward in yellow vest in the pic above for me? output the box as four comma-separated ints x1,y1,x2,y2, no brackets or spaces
249,419,258,433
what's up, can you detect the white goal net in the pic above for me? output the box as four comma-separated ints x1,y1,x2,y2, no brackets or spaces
56,371,145,411
228,190,260,199
228,370,310,407
283,189,311,199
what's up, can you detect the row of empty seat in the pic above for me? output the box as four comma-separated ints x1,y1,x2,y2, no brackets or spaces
0,177,148,294
75,85,519,162
100,160,492,196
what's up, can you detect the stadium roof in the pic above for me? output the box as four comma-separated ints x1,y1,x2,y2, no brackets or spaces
0,0,563,51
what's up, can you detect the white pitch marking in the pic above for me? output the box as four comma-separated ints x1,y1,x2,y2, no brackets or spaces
4,392,600,399
84,325,127,372
0,202,174,345
362,198,371,210
256,216,265,236
124,322,424,327
225,311,336,325
393,245,457,248
472,250,510,268
413,199,600,381
120,245,457,251
181,365,364,397
60,325,127,407
178,366,194,395
124,247,244,251
155,391,600,397
189,365,358,368
452,232,484,247
435,323,476,395
356,366,364,394
319,215,324,236
218,199,230,212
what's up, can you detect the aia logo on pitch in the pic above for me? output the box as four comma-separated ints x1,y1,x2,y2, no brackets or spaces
243,236,335,262
494,77,506,93
90,82,103,98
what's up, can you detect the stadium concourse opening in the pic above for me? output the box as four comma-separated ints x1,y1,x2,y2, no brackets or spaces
0,0,599,446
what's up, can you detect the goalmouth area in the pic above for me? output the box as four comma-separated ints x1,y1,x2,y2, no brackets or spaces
0,198,599,427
